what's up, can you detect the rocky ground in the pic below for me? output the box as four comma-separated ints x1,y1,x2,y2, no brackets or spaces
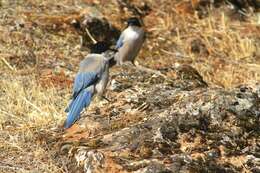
59,64,260,173
0,0,259,172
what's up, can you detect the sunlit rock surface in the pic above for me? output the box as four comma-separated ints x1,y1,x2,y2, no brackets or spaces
61,65,260,173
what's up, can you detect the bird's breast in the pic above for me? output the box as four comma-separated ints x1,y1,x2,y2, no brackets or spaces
124,30,142,41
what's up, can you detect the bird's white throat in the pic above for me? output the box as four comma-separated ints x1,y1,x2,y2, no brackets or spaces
124,26,142,40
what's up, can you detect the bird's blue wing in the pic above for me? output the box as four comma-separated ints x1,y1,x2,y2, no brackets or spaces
64,88,92,128
115,34,124,49
64,71,99,128
65,71,98,112
72,72,98,99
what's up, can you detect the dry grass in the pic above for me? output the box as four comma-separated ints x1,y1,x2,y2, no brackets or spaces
0,0,259,172
0,76,69,172
136,0,260,88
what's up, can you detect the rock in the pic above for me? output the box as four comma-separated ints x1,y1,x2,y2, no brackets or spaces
74,9,120,49
60,64,260,172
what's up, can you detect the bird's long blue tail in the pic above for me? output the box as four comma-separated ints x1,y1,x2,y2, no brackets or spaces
64,89,92,129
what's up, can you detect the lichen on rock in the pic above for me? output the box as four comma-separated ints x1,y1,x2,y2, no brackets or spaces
61,64,260,172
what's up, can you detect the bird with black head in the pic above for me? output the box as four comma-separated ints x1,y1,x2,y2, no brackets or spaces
115,17,145,65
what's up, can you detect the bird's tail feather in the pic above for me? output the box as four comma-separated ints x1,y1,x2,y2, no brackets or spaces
64,89,92,129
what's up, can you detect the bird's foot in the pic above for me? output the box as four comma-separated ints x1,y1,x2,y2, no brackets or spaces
102,96,111,102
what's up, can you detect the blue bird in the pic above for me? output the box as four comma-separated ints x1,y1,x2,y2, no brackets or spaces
115,17,145,65
64,42,115,129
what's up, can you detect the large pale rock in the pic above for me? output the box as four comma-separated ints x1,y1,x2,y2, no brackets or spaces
61,64,260,172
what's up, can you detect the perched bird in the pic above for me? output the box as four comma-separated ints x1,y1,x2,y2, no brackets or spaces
64,42,115,129
115,17,145,65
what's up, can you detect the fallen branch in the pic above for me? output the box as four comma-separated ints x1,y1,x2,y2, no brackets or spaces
1,57,15,71
133,61,175,83
22,97,44,114
0,161,27,172
85,28,97,44
0,109,25,122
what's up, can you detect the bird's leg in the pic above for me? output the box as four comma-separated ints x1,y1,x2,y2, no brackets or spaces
96,95,111,102
102,95,111,102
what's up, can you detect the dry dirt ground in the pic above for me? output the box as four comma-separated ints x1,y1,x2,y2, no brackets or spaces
0,0,259,172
